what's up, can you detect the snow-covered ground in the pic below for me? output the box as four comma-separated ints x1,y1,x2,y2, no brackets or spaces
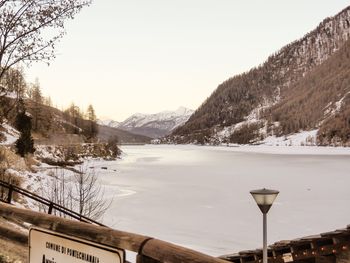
214,118,320,147
216,144,350,155
0,122,19,145
261,129,318,146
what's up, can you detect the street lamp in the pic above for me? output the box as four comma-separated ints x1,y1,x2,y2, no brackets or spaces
250,188,279,263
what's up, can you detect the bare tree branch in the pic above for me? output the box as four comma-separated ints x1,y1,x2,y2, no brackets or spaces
0,0,91,87
42,166,112,221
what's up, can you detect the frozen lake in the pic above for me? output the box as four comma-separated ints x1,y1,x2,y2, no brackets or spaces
93,145,350,257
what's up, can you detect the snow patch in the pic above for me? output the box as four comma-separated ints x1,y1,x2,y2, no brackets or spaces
214,99,275,143
335,91,350,111
0,121,19,145
261,129,318,146
98,119,121,128
0,90,17,99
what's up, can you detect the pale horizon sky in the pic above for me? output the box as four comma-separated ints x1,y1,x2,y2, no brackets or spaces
26,0,350,121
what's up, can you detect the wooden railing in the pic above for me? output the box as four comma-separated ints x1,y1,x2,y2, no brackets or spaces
0,180,105,226
0,203,229,263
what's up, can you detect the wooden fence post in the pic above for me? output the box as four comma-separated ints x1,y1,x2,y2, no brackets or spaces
7,185,13,204
48,202,54,214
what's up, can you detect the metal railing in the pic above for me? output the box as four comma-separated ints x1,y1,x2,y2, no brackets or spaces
0,179,105,226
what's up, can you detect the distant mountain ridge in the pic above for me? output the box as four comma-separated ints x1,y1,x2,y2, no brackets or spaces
97,125,151,144
169,6,350,146
97,119,120,128
100,107,194,138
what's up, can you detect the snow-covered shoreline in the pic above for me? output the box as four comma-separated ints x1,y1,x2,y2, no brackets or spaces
212,144,350,155
147,143,350,156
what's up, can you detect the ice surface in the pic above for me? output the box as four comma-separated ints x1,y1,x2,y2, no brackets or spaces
92,145,350,257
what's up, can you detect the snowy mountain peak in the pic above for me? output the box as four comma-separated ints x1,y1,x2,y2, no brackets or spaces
175,106,193,115
97,119,120,128
131,113,147,118
103,107,194,138
121,107,194,128
98,107,193,138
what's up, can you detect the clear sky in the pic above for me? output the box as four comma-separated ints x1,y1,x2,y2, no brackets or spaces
26,0,350,121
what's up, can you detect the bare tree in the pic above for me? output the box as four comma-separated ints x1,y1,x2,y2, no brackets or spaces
64,103,83,134
30,78,43,131
72,166,111,221
42,166,111,221
0,0,91,86
1,67,26,98
0,67,26,120
85,104,98,140
40,168,72,217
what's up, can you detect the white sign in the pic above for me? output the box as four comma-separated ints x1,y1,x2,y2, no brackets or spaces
282,253,294,263
29,227,124,263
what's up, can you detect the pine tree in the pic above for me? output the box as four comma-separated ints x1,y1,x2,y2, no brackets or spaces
65,103,82,134
86,104,98,140
31,79,43,131
15,99,35,157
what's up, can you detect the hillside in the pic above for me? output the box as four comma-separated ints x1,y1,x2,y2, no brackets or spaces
0,96,150,146
97,125,151,144
170,6,350,146
105,107,194,139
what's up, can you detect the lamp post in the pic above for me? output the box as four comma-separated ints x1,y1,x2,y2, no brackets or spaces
250,188,279,263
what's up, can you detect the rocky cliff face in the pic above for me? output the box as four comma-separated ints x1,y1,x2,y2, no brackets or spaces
169,6,350,146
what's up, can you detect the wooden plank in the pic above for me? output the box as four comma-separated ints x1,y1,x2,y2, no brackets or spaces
0,203,229,263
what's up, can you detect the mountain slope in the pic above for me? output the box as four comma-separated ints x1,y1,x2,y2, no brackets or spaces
97,125,151,144
0,96,150,145
170,6,350,146
114,107,194,138
270,39,350,136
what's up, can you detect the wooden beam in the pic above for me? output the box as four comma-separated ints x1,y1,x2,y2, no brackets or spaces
137,255,161,263
142,239,229,263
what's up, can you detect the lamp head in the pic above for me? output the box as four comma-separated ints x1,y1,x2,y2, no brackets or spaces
250,188,279,214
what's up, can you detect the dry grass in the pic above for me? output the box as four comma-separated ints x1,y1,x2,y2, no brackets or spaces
0,239,27,263
0,147,26,171
0,218,28,263
23,155,39,172
0,147,24,203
